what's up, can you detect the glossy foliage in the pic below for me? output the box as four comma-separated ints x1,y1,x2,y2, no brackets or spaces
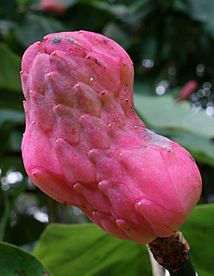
0,242,51,275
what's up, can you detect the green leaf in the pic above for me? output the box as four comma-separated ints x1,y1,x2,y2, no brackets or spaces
182,204,214,276
0,109,24,127
16,14,64,47
59,0,77,7
0,241,51,275
103,23,131,49
34,223,151,276
0,90,23,110
64,3,109,31
8,130,22,152
140,36,157,60
0,157,25,176
174,0,189,13
0,196,10,241
34,205,214,276
0,0,16,19
134,94,214,138
0,42,21,92
187,0,214,36
4,214,46,246
93,2,129,19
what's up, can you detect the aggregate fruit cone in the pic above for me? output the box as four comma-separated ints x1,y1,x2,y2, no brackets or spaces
21,31,202,243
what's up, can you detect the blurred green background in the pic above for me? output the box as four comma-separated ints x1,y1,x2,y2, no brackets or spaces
0,0,214,275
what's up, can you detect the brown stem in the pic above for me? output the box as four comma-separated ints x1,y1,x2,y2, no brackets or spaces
148,231,196,276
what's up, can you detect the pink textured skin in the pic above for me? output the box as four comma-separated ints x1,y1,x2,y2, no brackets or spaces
21,31,202,243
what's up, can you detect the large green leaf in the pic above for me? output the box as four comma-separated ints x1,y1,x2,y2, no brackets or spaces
0,0,16,19
134,94,214,138
187,0,214,36
0,241,51,275
16,14,64,47
0,109,24,127
4,214,46,246
103,23,131,49
0,43,21,92
182,204,214,276
0,90,23,110
34,223,151,276
35,204,214,276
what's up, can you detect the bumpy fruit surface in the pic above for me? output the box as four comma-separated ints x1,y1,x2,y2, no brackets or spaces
21,31,202,243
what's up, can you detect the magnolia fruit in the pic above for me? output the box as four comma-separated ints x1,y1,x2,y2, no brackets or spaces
21,31,202,243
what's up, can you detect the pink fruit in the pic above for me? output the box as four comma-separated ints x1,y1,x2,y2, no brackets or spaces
21,31,202,243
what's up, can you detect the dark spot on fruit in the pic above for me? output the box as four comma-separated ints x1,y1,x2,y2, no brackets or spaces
52,37,61,44
94,58,101,66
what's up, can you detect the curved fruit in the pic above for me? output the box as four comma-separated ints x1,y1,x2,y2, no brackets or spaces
21,31,202,243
